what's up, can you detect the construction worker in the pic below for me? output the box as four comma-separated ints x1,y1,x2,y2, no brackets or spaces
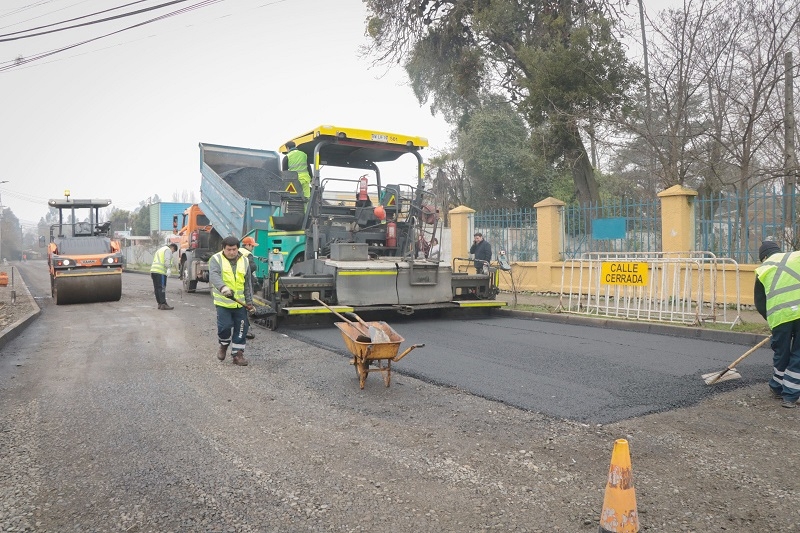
239,236,259,340
754,240,800,408
210,236,255,366
150,243,177,310
284,140,311,199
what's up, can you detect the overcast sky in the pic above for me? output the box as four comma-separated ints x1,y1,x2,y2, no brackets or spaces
0,0,677,229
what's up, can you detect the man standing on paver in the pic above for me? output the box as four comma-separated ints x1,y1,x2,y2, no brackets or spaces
754,240,800,408
284,140,311,199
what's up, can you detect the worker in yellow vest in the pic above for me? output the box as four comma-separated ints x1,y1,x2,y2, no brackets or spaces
754,240,800,408
150,243,177,310
284,140,311,199
209,236,255,366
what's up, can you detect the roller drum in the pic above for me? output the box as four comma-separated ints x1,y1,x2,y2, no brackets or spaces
54,272,122,305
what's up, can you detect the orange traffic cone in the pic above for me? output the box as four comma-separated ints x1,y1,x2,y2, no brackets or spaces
599,439,639,533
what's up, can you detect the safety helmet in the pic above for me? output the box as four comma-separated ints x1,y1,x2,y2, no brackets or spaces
241,236,258,246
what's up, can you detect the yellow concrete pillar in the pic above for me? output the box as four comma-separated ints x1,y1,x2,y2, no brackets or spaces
449,205,475,261
534,197,566,262
658,185,697,253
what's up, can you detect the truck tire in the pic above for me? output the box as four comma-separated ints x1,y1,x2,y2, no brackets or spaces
183,265,197,292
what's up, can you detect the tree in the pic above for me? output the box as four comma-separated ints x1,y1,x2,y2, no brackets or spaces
0,208,22,261
109,208,133,235
364,0,639,206
457,100,557,208
131,204,151,236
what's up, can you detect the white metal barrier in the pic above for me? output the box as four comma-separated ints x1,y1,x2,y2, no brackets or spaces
559,251,741,327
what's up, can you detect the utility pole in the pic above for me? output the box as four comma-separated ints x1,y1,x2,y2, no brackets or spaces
0,180,8,262
784,52,797,246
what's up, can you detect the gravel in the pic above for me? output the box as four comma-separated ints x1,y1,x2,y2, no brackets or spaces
221,167,288,202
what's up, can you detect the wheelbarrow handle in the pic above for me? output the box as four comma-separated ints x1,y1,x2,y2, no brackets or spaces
392,343,425,363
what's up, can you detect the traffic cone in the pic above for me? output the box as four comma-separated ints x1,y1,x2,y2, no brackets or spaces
599,439,639,533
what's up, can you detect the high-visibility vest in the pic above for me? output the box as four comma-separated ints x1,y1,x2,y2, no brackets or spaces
755,251,800,329
287,149,310,179
239,247,251,257
287,148,311,198
150,245,171,274
211,252,247,308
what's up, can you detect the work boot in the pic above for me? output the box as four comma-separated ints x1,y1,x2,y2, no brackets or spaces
246,331,255,340
782,399,798,409
217,344,228,361
232,350,249,366
157,303,165,310
771,389,783,399
160,303,174,310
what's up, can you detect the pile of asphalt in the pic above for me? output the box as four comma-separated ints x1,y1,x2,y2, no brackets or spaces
221,167,287,202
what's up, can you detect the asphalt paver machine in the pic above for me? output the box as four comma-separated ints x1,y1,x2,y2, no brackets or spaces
260,125,503,328
47,193,123,305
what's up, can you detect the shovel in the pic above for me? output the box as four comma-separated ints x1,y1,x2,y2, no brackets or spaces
225,294,276,318
702,336,771,385
312,297,373,343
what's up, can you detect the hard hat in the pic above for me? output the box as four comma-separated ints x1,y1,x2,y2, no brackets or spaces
373,205,386,221
241,236,258,246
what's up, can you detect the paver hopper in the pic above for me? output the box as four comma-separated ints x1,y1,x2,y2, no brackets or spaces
47,194,123,305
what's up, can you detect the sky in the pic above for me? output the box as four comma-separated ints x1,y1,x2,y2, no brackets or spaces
0,0,678,230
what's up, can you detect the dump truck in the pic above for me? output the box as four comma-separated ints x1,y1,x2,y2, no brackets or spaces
175,203,220,292
259,124,504,329
46,194,123,305
177,143,307,292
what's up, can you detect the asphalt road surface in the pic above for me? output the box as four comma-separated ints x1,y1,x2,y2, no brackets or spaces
288,312,773,424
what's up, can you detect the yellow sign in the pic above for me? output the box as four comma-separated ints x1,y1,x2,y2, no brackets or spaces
385,195,396,206
285,182,298,194
600,262,649,286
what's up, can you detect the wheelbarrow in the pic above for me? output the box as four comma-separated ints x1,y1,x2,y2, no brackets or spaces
335,320,424,390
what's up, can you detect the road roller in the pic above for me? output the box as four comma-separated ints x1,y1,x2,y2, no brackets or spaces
47,194,123,305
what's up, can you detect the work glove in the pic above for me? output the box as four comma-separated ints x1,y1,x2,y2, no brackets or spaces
166,268,172,277
246,304,255,313
220,286,233,298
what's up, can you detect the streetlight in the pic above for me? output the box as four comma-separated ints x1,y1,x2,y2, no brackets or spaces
0,180,8,262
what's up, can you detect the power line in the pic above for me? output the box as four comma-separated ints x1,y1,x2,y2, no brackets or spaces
0,0,226,71
0,1,149,35
0,0,192,42
0,0,98,28
0,0,289,71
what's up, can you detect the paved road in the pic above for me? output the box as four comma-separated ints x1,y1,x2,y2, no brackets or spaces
11,263,774,424
286,311,773,424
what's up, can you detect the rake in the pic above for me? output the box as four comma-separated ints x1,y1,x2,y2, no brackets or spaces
702,336,770,385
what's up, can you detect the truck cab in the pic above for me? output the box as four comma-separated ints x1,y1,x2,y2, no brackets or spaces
177,204,220,292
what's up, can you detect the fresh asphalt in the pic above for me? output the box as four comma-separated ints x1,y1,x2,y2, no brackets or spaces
285,309,774,424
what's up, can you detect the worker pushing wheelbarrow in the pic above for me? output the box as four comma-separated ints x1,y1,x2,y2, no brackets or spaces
315,299,424,389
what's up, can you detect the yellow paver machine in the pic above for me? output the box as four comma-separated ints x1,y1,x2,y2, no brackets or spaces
47,193,123,305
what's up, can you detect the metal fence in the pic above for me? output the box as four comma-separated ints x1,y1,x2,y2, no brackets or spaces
474,208,537,262
563,198,661,259
695,188,799,263
559,251,741,327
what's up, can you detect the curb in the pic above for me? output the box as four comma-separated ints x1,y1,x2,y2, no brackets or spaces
497,307,767,347
0,272,42,352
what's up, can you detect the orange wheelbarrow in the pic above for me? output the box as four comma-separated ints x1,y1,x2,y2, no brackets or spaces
335,320,424,389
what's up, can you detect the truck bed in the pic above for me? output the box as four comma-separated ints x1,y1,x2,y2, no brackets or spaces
199,143,285,238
